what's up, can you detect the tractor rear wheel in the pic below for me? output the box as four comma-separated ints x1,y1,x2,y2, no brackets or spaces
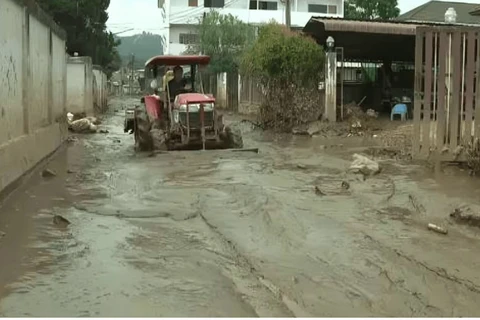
223,125,243,149
134,105,153,151
151,126,168,151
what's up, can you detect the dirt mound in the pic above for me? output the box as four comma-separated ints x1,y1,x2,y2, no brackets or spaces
376,124,413,156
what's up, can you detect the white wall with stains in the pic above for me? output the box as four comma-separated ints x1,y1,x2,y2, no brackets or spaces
0,0,25,146
52,37,67,120
0,0,68,194
67,56,94,115
28,16,50,129
93,67,108,113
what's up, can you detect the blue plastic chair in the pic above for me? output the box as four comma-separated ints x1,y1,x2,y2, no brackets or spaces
391,103,408,121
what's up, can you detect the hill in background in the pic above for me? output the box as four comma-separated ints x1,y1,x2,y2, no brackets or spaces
116,32,164,69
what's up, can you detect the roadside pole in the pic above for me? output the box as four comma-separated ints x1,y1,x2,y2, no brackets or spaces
285,0,291,28
130,54,135,95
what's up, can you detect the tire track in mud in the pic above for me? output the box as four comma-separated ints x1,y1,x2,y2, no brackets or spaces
361,232,480,315
197,210,306,317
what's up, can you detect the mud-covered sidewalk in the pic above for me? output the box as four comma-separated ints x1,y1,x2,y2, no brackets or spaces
2,97,480,317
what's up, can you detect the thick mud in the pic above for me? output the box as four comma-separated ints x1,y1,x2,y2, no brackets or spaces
2,97,480,316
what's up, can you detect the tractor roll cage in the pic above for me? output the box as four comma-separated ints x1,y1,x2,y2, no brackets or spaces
145,55,211,68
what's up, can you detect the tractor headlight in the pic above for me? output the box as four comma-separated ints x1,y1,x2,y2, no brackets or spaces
203,103,214,112
178,103,213,112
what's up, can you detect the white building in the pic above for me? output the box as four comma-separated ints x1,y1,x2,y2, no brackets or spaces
157,0,344,55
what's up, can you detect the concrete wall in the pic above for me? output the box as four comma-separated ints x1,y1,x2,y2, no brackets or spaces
66,56,93,115
92,66,108,113
0,0,68,193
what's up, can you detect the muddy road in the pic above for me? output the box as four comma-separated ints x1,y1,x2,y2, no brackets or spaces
2,97,480,317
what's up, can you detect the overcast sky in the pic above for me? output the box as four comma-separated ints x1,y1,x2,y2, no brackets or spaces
106,0,480,36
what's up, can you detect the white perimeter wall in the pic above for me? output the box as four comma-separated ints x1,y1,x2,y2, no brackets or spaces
66,56,93,115
93,68,108,112
0,0,68,194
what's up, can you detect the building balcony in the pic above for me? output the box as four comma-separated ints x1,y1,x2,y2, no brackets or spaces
168,6,343,27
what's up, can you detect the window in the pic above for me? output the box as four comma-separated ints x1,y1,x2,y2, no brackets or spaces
308,4,327,13
328,5,337,13
308,4,337,14
204,0,224,8
179,33,199,45
250,1,278,10
188,0,198,6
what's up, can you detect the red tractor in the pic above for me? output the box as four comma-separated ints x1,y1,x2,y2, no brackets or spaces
124,55,243,151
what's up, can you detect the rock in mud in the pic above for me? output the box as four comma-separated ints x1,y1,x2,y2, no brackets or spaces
53,215,71,227
0,231,5,238
450,206,480,228
41,169,57,178
341,181,350,190
314,186,326,196
66,136,78,143
349,154,380,176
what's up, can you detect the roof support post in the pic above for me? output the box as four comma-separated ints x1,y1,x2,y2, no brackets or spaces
324,49,337,122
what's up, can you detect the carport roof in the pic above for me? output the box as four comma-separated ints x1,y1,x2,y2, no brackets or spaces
303,17,420,62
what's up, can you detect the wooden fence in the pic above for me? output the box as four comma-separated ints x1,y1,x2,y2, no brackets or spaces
413,26,480,160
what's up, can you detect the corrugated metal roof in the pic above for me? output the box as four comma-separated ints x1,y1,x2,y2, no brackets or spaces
311,17,417,35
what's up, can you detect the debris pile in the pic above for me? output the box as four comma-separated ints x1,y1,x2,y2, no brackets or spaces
292,120,350,137
349,153,381,176
343,102,378,137
465,139,480,175
450,205,480,228
67,112,102,133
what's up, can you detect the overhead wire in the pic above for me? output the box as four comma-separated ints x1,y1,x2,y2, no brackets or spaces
169,0,242,19
169,0,243,23
108,0,244,36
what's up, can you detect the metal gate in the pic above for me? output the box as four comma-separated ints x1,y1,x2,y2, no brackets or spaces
413,26,480,160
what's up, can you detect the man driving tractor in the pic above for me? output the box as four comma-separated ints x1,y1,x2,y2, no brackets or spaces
167,65,187,101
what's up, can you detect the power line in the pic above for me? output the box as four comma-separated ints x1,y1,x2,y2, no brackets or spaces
169,0,242,22
169,0,241,19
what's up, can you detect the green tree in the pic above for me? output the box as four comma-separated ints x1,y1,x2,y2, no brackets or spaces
185,10,255,73
241,22,325,130
344,0,400,20
36,0,121,77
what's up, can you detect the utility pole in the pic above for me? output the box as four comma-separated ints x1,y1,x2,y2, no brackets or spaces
285,0,291,28
130,54,135,95
200,12,206,55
